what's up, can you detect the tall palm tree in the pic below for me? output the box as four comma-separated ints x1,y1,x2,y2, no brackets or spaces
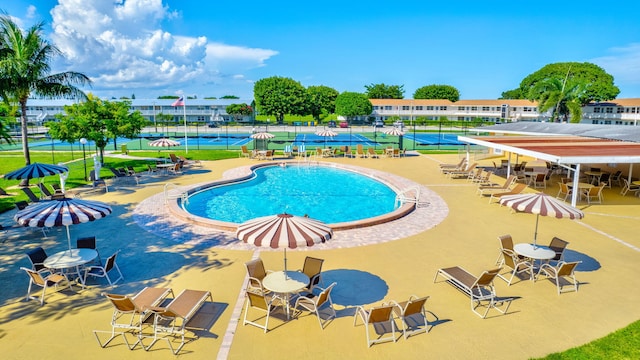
527,67,585,123
0,13,91,184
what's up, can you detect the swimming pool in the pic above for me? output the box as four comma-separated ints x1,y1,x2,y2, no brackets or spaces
182,164,399,225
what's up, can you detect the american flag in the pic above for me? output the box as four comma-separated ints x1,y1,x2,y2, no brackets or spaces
171,96,185,106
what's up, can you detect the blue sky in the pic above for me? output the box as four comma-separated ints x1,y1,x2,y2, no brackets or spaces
4,1,640,100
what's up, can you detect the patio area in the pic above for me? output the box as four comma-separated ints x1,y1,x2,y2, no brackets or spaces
1,153,639,359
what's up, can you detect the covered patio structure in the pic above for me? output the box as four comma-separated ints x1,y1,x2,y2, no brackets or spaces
459,131,640,206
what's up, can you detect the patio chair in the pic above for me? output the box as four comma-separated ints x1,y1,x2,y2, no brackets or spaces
353,302,398,347
556,182,572,201
620,178,640,196
169,153,180,163
21,187,41,203
391,295,430,339
489,183,527,204
20,267,71,305
242,290,286,333
495,234,525,265
299,256,324,292
245,258,271,295
582,183,606,204
532,173,547,188
609,170,623,187
367,147,379,159
497,249,534,285
93,287,174,349
83,251,124,287
434,266,512,318
26,246,49,274
536,261,580,295
294,282,337,330
598,173,611,188
240,145,252,159
548,237,569,263
143,289,213,354
168,163,183,176
77,236,102,266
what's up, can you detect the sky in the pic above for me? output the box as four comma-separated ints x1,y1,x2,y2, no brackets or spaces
3,0,640,101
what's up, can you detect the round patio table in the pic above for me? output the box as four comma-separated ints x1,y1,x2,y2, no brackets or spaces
263,271,309,319
43,248,98,288
514,243,555,280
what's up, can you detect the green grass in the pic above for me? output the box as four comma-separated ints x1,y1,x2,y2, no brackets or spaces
534,319,640,359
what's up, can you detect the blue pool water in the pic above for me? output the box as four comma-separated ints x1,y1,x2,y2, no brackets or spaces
183,165,398,224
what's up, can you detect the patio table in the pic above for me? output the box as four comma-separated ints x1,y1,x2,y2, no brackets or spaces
43,248,98,288
514,243,555,280
262,270,309,319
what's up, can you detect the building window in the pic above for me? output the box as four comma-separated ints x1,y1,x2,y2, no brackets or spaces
457,106,465,110
426,106,434,110
415,106,423,110
471,106,478,111
594,107,601,113
482,106,490,111
384,106,392,110
401,106,410,110
616,107,624,113
439,106,447,111
373,106,380,110
605,108,613,113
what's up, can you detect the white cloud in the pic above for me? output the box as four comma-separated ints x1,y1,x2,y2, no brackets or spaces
47,0,277,97
592,43,640,85
26,5,37,19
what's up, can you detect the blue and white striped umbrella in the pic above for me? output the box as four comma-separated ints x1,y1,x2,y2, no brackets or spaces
3,163,68,180
14,197,112,251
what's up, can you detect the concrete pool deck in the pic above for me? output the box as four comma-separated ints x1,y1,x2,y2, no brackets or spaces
1,153,639,359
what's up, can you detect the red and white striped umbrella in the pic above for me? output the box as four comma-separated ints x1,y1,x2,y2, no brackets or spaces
14,198,112,251
250,132,275,139
499,192,584,245
383,128,405,136
315,129,338,137
148,138,180,147
236,213,333,249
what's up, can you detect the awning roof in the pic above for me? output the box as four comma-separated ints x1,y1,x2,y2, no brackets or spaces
458,135,640,164
471,122,640,143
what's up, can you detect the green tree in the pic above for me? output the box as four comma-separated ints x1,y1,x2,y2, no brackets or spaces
254,76,308,123
104,99,146,150
226,103,253,121
364,83,404,99
220,95,239,99
335,92,372,123
413,85,460,101
499,88,525,99
506,62,619,104
0,102,15,143
0,13,90,182
307,85,339,123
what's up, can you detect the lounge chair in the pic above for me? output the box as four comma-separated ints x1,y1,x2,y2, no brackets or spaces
51,183,64,196
20,267,71,306
21,187,41,203
15,200,29,210
489,183,527,203
537,261,580,295
83,251,124,287
297,144,307,158
497,249,534,285
299,256,324,292
36,183,54,199
439,158,466,170
353,303,398,347
242,290,286,333
472,170,493,185
356,144,366,158
294,282,337,330
434,266,512,318
548,237,569,264
448,163,478,179
283,145,293,158
144,289,213,354
245,258,271,295
440,159,468,174
391,295,430,339
93,287,174,349
169,153,180,163
367,147,379,159
0,186,8,196
476,175,517,196
90,170,109,193
467,167,484,183
179,156,202,167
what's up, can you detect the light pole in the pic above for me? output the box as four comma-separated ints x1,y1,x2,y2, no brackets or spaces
80,138,88,181
153,101,157,132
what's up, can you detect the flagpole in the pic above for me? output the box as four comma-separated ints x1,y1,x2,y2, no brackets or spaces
183,100,188,153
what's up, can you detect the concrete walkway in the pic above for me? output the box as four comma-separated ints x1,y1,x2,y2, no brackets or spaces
1,154,639,359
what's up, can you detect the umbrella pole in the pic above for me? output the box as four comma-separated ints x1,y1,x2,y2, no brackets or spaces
66,225,73,254
284,248,288,280
533,214,540,248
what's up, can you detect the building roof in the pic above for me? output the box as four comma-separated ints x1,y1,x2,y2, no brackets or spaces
461,123,640,164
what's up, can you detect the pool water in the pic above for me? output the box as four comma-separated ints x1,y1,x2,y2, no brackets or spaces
183,165,398,224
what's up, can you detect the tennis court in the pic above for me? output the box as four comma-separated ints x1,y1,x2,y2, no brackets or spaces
404,133,466,146
292,133,381,147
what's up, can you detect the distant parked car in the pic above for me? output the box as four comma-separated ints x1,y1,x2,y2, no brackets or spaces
207,122,219,128
393,121,405,128
373,120,384,128
328,121,337,128
339,121,349,128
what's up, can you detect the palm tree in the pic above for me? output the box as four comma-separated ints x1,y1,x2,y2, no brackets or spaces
0,13,91,184
527,67,585,123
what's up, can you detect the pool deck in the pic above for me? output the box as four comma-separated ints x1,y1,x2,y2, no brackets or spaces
1,153,639,359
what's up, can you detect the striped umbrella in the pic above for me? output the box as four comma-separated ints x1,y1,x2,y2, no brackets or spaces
3,163,69,180
384,127,405,150
236,213,333,249
250,132,275,139
14,198,112,252
499,192,584,245
315,129,337,147
148,138,180,147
